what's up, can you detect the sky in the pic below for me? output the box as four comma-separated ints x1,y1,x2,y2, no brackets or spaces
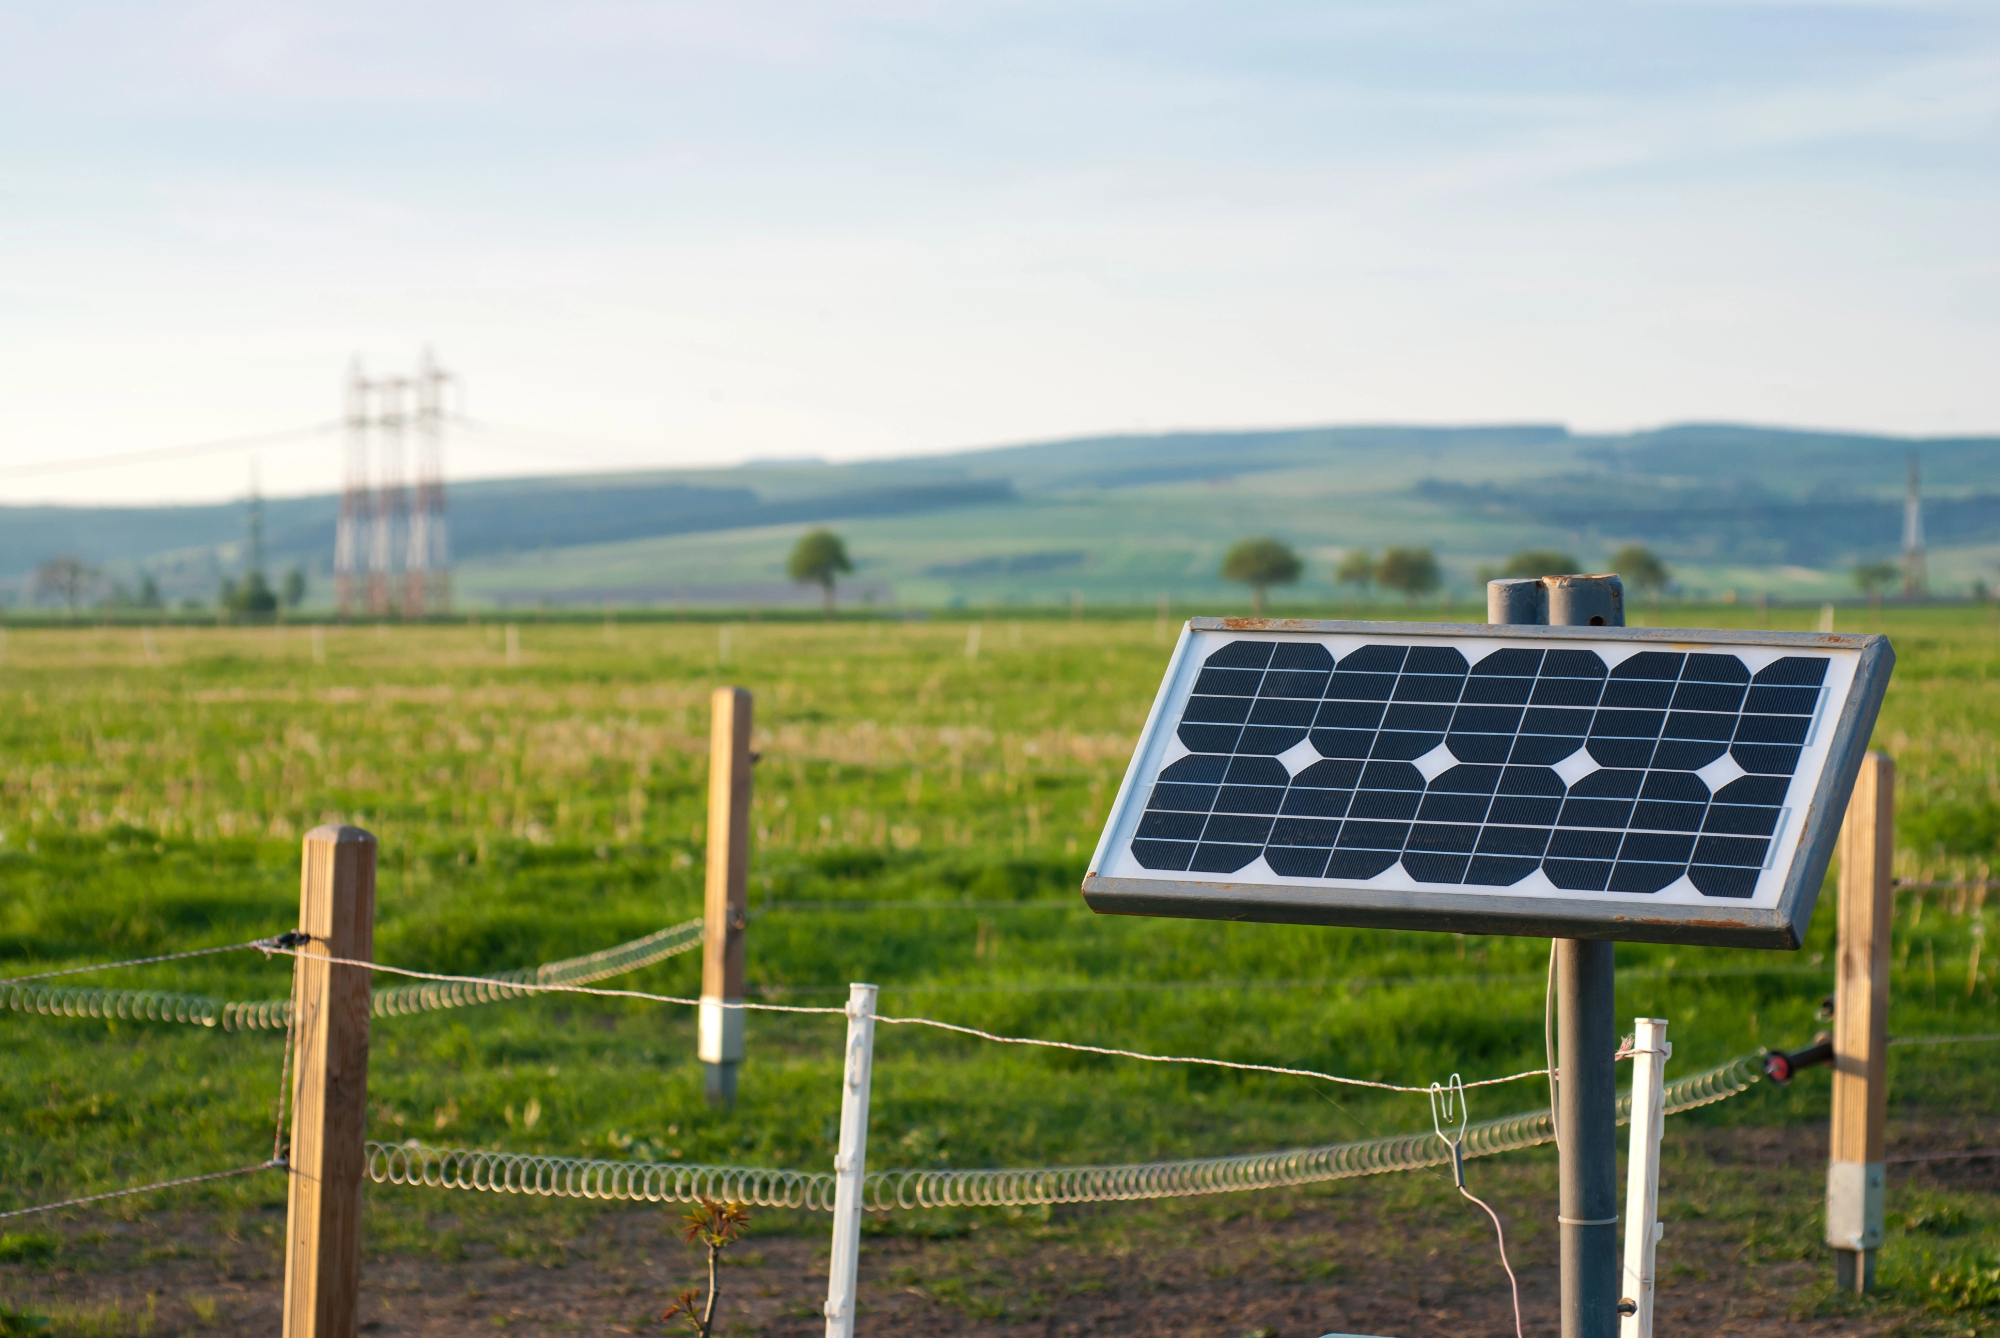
2,0,1997,505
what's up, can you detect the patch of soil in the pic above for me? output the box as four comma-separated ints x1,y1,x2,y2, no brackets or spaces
5,1122,1994,1336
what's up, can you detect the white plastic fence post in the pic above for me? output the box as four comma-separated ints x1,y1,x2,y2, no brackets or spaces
823,982,878,1338
1619,1018,1671,1338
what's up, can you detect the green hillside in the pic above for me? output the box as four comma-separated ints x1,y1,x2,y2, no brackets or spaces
5,423,1996,611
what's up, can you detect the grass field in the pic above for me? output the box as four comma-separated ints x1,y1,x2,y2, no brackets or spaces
2,607,1996,1331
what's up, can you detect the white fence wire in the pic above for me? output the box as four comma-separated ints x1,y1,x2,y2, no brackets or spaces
365,1051,1765,1212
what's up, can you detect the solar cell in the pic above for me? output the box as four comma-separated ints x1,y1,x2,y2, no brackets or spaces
1087,619,1894,947
1127,636,1833,901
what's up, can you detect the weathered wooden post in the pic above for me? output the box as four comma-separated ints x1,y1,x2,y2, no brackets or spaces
283,825,377,1338
1829,752,1892,1292
701,687,754,1107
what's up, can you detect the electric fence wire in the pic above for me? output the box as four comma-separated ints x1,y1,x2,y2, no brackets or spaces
262,947,1554,1095
2,906,1938,1028
272,951,302,1167
0,1163,282,1223
0,937,291,988
0,917,704,1031
868,1013,1551,1094
5,921,1987,1223
0,942,303,1222
364,1052,1768,1213
740,959,1839,996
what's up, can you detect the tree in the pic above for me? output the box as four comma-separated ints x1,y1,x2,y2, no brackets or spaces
1220,537,1303,615
33,557,100,613
1334,549,1376,599
137,575,163,610
1610,545,1670,595
1854,560,1899,615
1500,549,1578,579
661,1197,750,1338
282,566,308,611
1376,547,1442,605
223,571,278,618
787,530,853,618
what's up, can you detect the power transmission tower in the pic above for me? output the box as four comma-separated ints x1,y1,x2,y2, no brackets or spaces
410,348,453,616
336,360,373,619
249,461,267,582
335,353,454,620
371,376,410,617
1902,452,1927,601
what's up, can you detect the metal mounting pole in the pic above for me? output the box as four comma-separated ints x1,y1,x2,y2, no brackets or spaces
1490,572,1625,1338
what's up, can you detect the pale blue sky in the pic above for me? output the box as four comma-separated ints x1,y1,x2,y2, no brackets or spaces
3,0,1996,502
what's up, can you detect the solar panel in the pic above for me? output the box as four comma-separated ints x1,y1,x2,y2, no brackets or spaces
1084,619,1893,947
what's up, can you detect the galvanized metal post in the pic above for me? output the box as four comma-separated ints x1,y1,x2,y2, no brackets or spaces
823,982,878,1338
1486,576,1547,625
1620,1018,1671,1338
1491,572,1625,1338
1557,936,1619,1338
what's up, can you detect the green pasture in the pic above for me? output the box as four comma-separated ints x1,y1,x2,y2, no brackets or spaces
1,609,1996,1309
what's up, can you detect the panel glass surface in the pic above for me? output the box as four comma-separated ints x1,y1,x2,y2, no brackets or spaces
1114,636,1839,903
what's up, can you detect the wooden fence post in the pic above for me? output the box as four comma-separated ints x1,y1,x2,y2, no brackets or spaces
283,825,377,1338
701,687,753,1107
1829,752,1892,1293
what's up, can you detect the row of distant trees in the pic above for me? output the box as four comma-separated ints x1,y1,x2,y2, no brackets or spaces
790,528,1932,618
1218,539,1676,614
13,534,1945,619
26,556,307,616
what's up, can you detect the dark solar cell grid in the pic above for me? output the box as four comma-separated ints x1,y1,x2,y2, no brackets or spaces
1130,641,1828,900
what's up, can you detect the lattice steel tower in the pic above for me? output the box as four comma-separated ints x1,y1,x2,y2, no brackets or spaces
335,353,455,618
371,376,410,617
336,359,373,619
409,348,453,616
1903,452,1927,601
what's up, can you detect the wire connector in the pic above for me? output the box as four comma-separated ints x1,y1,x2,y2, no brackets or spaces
257,930,314,955
1762,1033,1834,1086
1430,1073,1525,1338
1429,1074,1469,1189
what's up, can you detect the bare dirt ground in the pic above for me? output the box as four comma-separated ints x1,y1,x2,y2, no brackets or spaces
6,1122,1994,1337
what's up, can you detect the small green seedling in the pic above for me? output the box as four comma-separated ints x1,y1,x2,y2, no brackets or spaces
661,1197,750,1338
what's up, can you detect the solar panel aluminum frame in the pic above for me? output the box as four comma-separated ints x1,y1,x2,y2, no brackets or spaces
1082,617,1894,949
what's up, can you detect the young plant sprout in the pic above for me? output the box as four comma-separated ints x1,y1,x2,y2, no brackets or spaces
661,1197,751,1338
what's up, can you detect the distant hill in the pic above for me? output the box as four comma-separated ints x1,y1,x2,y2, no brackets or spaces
4,422,1995,610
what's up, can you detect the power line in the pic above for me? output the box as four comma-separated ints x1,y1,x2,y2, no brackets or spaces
447,414,667,468
0,423,341,481
0,413,651,489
